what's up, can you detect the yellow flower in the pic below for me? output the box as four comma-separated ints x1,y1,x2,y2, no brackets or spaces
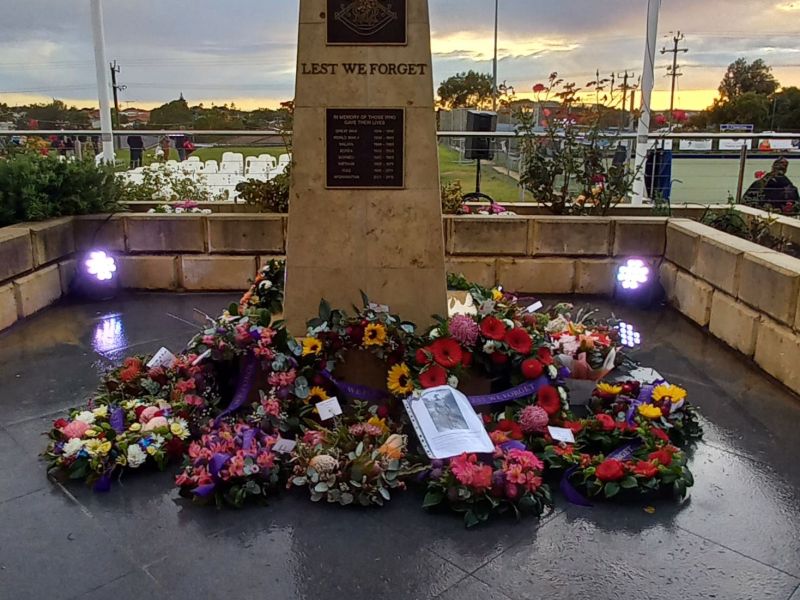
638,404,663,420
84,429,99,438
491,288,503,301
83,439,101,455
129,423,142,432
98,441,112,455
367,416,389,434
302,337,324,356
652,384,687,404
387,363,414,396
596,382,623,396
92,405,108,418
307,386,329,404
363,323,387,347
170,423,187,439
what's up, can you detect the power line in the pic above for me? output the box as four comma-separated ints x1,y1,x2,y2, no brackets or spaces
661,31,689,128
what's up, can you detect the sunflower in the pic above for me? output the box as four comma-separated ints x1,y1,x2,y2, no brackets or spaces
596,382,623,397
387,363,414,396
302,337,324,356
638,403,663,420
651,384,687,404
363,323,387,347
306,386,329,404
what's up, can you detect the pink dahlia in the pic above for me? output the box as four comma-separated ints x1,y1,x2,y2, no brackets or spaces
448,315,480,346
518,405,549,434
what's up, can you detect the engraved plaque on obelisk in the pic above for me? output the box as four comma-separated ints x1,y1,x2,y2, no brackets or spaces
284,0,447,333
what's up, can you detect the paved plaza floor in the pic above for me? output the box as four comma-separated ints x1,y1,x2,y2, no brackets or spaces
1,292,799,600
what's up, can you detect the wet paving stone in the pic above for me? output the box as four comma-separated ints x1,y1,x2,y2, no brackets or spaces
0,293,798,599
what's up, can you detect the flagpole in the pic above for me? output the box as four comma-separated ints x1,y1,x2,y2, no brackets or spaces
90,0,115,163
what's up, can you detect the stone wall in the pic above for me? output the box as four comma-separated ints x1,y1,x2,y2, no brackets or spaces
662,218,800,395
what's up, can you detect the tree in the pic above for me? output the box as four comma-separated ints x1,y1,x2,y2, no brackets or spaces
771,87,800,131
437,71,494,109
719,58,779,101
148,97,193,127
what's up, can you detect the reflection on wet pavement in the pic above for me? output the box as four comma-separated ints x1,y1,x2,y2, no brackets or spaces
0,292,799,599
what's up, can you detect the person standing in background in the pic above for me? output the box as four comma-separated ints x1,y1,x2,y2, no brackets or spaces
174,134,187,161
74,136,83,160
127,134,145,168
159,135,171,162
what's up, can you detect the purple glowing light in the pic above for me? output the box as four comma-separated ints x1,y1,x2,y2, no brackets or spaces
85,251,117,282
616,259,650,290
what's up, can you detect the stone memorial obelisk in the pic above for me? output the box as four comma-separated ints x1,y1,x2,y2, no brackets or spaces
284,0,447,334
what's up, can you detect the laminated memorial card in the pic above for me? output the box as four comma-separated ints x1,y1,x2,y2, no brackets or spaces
404,386,494,459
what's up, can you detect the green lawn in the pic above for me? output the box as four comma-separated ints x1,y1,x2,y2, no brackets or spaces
114,145,286,169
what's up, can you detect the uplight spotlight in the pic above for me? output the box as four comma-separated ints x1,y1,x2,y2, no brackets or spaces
72,249,120,300
614,258,663,307
617,321,642,348
617,259,650,290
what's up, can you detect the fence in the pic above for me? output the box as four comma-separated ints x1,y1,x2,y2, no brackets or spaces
3,129,800,206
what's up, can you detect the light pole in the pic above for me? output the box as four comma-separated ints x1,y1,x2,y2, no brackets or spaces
632,0,662,204
492,0,499,111
90,0,114,163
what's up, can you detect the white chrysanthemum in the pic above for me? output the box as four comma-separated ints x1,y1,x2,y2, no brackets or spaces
483,340,498,354
548,365,558,379
429,329,441,340
74,411,96,425
447,375,459,388
150,434,165,449
127,444,147,468
62,438,84,458
259,280,273,291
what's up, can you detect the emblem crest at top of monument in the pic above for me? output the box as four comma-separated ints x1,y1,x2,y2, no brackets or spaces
327,0,407,45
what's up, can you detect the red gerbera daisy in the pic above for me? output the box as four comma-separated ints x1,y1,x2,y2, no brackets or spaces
415,347,432,366
536,385,561,416
505,328,532,355
429,338,463,369
536,347,554,365
419,365,448,388
496,419,524,440
520,358,544,380
480,316,507,341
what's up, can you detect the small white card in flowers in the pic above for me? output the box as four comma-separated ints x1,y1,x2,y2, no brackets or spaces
316,397,343,421
272,437,298,454
547,426,576,444
147,347,177,369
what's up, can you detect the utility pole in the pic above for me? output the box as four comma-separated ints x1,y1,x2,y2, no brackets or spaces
109,60,126,129
661,31,688,130
618,70,634,129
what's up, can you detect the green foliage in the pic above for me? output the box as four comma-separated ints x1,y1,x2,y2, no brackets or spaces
0,153,123,227
719,58,779,101
13,99,89,129
235,165,291,213
771,86,800,131
118,165,226,203
437,70,494,109
440,180,464,214
702,197,798,256
148,96,193,127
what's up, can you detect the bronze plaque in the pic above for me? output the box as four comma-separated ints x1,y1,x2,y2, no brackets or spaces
327,0,407,45
326,109,404,188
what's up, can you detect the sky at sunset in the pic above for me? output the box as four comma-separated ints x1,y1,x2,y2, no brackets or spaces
2,0,800,112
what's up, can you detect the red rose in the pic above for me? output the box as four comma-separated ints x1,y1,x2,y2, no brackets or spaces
533,83,546,93
564,420,583,434
650,426,670,443
134,405,147,419
461,351,473,367
377,405,390,419
496,419,524,440
595,458,626,482
521,358,544,380
536,385,561,416
648,448,673,467
419,365,448,388
633,460,659,479
490,352,509,365
54,418,68,429
430,338,463,369
480,316,507,341
346,324,365,343
415,347,431,366
505,328,532,355
164,437,185,459
537,347,554,365
595,413,616,432
147,367,168,385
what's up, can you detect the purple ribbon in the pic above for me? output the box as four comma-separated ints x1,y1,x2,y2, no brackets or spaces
110,406,125,434
560,467,593,507
608,440,643,460
468,372,564,407
93,472,112,493
241,427,256,454
214,352,259,425
320,369,389,403
193,452,232,497
626,383,655,424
